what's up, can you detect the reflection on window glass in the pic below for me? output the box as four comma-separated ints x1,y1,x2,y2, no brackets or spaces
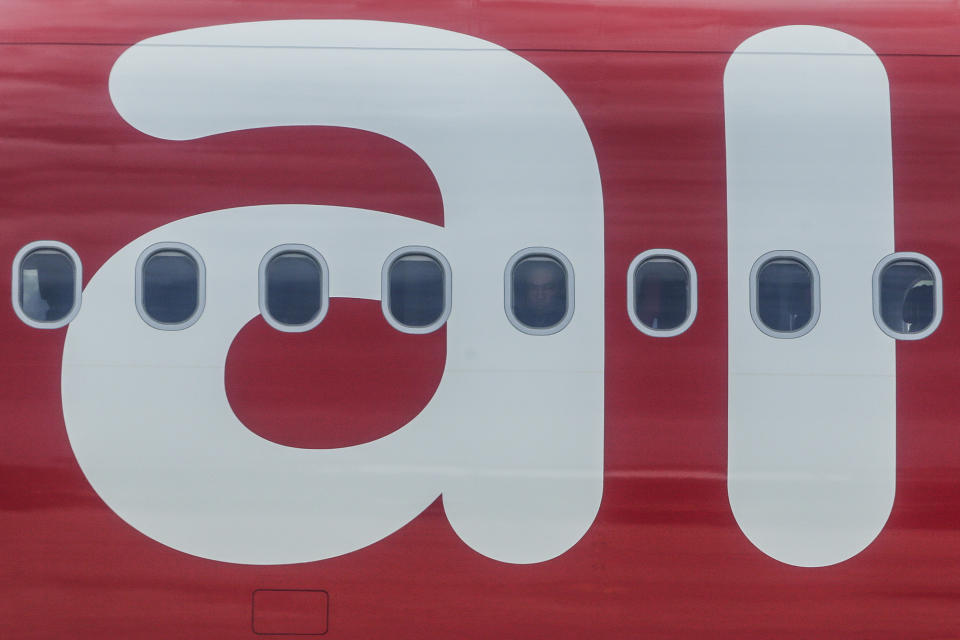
879,260,935,335
756,258,813,333
388,254,445,327
266,252,322,326
142,250,199,325
19,249,75,323
633,258,689,331
511,256,567,329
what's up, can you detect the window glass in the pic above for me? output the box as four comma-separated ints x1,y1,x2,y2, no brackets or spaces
141,250,199,325
265,252,323,326
511,255,567,329
878,260,935,335
388,254,445,328
633,257,689,331
756,258,813,333
19,249,76,323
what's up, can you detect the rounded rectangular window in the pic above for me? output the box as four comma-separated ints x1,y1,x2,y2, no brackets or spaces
259,245,329,332
628,250,697,337
505,248,574,335
873,253,942,340
136,243,205,330
381,247,451,334
12,241,82,329
750,251,820,338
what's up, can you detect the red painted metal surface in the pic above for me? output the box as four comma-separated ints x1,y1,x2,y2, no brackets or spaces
1,2,960,638
227,302,446,450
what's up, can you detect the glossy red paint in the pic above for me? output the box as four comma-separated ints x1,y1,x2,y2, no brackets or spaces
227,302,446,450
252,589,329,635
1,2,960,638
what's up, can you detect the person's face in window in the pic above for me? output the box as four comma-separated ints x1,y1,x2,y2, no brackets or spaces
525,262,560,310
514,258,565,328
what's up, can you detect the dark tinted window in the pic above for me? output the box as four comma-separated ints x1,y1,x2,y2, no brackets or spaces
511,256,567,329
142,250,199,325
19,249,76,323
756,258,813,333
633,257,689,331
265,252,323,326
388,254,445,328
878,260,935,335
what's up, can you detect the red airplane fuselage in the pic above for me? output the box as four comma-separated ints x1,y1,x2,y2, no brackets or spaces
2,1,959,638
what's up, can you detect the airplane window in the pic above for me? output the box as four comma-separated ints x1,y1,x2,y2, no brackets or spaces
382,248,451,333
507,249,574,334
261,247,328,331
875,255,941,339
137,243,204,330
751,252,819,338
13,242,81,328
630,254,694,335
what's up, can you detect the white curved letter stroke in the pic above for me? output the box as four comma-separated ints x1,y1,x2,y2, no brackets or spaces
61,21,604,565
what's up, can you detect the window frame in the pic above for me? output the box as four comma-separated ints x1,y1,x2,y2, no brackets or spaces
872,251,942,341
749,250,820,339
627,249,697,338
258,244,330,333
11,240,83,329
381,245,452,335
504,247,575,336
135,241,206,331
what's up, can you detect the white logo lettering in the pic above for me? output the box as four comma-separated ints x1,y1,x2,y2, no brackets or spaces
61,20,604,565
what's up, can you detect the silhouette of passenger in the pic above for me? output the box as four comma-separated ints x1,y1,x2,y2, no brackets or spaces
21,250,73,322
634,258,688,330
513,257,566,328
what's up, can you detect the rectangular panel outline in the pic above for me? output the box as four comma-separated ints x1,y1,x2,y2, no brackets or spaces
252,589,329,636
